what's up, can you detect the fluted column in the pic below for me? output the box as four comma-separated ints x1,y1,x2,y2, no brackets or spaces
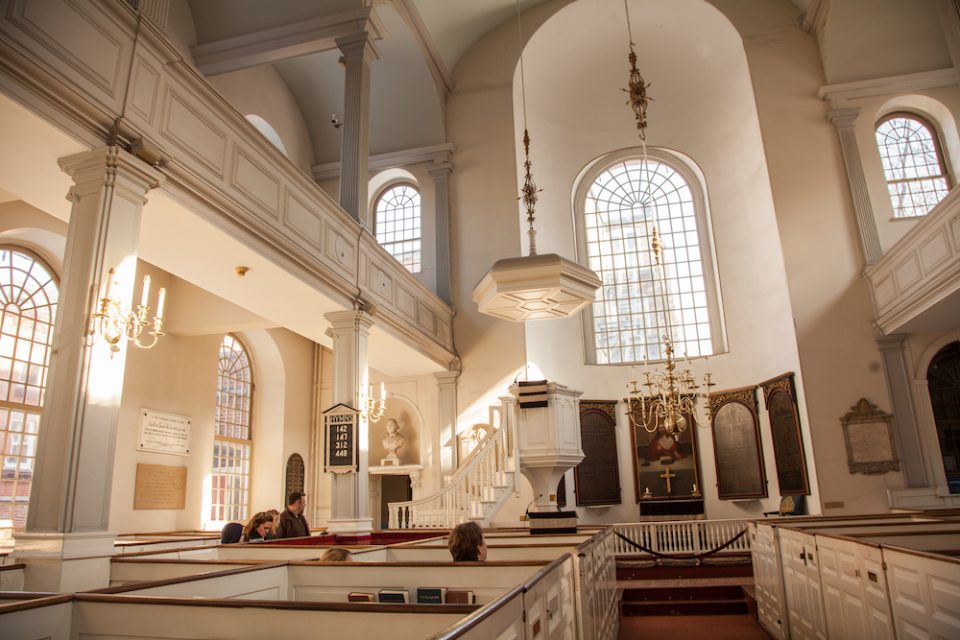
876,334,929,487
324,309,374,538
429,162,453,304
829,107,883,264
16,146,163,591
336,32,376,223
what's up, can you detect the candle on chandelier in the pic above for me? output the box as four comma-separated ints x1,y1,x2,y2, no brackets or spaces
140,275,151,307
380,382,386,401
156,287,166,319
103,269,114,301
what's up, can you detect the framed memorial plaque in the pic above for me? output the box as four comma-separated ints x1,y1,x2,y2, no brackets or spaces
760,373,810,496
324,404,359,473
626,397,704,502
574,401,621,506
139,409,191,456
710,386,768,499
840,398,900,475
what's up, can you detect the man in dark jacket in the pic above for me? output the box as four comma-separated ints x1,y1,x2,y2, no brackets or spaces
275,491,310,538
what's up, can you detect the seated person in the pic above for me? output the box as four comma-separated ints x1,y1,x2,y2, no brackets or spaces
320,547,352,562
448,521,487,562
275,491,311,539
242,512,274,543
220,521,243,544
264,509,280,538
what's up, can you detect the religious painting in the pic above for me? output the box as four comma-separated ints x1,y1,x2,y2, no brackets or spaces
760,373,810,496
710,386,768,499
574,401,621,506
626,397,704,502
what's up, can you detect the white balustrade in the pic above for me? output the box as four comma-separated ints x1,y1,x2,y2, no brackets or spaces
612,519,752,557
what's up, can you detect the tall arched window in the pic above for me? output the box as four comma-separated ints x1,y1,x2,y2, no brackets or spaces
876,113,950,218
0,248,57,528
928,341,960,494
580,155,720,365
211,334,253,522
374,183,421,273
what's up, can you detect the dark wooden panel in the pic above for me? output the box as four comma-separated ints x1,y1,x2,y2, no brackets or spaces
575,401,621,506
760,373,810,496
710,387,768,500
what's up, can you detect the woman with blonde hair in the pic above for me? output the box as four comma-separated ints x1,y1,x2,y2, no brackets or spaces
242,511,274,542
320,547,352,562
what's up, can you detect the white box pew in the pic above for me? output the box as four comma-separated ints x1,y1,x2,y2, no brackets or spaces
92,563,290,601
114,535,221,554
427,584,526,640
815,535,894,640
386,542,581,562
116,545,223,560
573,528,619,640
883,545,960,640
286,560,550,604
109,558,273,586
0,594,72,640
216,543,384,562
852,531,960,551
0,562,25,590
0,594,477,640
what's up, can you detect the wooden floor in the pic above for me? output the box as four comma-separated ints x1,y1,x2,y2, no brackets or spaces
619,614,771,639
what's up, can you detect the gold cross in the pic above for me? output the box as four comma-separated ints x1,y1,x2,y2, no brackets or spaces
659,468,676,495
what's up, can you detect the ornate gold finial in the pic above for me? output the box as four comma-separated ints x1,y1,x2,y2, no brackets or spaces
520,128,543,256
622,46,653,141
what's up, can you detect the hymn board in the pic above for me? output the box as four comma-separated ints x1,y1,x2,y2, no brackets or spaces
323,403,359,473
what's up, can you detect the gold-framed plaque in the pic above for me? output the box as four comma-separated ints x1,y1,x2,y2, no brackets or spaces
710,386,768,500
134,464,187,510
574,400,621,506
840,398,900,475
760,373,810,496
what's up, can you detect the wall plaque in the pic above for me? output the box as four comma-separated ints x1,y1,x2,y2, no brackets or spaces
324,403,359,473
574,401,621,506
134,464,187,510
841,398,900,474
710,386,768,499
138,409,191,456
760,373,810,496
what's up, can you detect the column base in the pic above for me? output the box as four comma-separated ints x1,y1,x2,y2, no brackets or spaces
326,517,373,538
13,531,116,592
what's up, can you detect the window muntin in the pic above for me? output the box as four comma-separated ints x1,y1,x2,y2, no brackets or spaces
211,334,252,522
876,114,950,218
0,248,57,528
583,158,713,365
374,184,421,273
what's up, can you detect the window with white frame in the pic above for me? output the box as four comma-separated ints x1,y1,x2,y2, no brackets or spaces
876,113,950,218
210,334,253,522
374,183,421,273
0,248,57,528
581,156,719,365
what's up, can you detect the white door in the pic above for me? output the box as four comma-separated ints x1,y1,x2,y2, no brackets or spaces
752,523,788,640
780,529,829,640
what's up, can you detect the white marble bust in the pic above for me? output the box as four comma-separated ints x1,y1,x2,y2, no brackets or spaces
381,418,405,465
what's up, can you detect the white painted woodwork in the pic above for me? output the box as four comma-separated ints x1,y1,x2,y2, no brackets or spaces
780,528,829,640
613,519,752,556
750,522,788,640
818,536,895,640
885,547,960,640
523,556,578,640
865,186,960,334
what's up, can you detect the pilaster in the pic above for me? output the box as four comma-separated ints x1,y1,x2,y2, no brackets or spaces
429,162,453,304
336,32,376,224
434,366,459,477
876,334,928,487
829,107,883,265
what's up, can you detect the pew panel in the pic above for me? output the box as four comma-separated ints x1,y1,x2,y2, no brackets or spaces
109,559,265,586
386,544,578,563
522,556,578,640
0,597,72,640
884,547,960,640
750,522,787,640
101,565,288,601
817,536,894,640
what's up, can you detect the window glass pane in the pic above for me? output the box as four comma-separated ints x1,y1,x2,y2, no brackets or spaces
210,334,253,522
876,115,950,218
374,184,422,274
584,159,713,364
0,249,57,528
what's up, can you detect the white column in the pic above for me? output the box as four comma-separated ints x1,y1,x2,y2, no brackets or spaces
336,32,376,224
937,0,960,81
16,146,163,592
429,162,453,304
876,334,929,487
829,107,883,264
324,309,374,537
434,367,459,477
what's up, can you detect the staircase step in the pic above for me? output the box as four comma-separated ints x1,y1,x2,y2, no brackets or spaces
621,599,749,616
617,560,753,582
622,585,746,601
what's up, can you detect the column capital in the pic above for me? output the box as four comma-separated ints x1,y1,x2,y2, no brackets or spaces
59,146,165,199
336,31,378,63
829,106,862,129
428,162,453,180
324,309,375,336
876,333,908,351
434,370,459,384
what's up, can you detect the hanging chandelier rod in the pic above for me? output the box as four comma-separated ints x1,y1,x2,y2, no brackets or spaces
515,0,541,256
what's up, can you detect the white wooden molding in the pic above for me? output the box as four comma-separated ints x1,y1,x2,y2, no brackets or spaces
391,0,453,97
312,143,455,181
190,8,384,76
801,0,829,34
818,68,958,107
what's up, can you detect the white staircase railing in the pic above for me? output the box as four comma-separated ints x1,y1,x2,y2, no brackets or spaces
612,518,752,556
389,397,517,529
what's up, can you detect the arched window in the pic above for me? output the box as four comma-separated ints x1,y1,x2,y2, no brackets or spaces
244,114,288,156
0,248,57,528
374,183,421,273
580,156,719,364
211,334,253,522
928,341,960,494
876,113,950,218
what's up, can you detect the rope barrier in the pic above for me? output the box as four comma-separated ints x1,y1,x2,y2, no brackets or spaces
615,528,749,563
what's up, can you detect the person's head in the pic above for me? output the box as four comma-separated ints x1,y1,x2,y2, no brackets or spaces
448,521,487,562
243,512,273,540
265,509,280,531
287,491,305,514
320,547,353,562
386,419,399,434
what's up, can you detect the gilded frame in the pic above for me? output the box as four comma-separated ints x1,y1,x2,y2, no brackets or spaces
709,386,768,500
760,372,810,496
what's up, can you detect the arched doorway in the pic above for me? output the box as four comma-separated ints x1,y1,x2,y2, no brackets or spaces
928,342,960,494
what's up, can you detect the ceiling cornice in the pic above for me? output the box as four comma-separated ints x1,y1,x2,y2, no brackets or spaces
818,68,957,107
312,143,455,180
191,8,385,76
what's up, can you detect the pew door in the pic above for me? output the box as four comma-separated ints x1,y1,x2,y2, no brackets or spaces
780,528,828,640
751,522,787,640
